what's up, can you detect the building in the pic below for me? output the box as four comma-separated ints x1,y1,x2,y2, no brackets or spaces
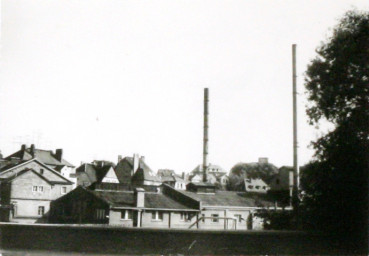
76,161,118,187
50,185,200,228
188,164,228,188
50,183,279,230
243,178,270,194
158,169,187,190
0,159,74,223
3,144,76,184
115,154,161,186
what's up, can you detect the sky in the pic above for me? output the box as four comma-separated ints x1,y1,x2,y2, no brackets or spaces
1,0,368,174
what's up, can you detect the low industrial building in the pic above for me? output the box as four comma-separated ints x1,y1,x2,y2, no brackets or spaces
50,182,277,230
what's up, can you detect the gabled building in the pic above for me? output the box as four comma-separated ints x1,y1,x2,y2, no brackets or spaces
243,178,270,194
158,169,187,190
76,161,118,187
3,144,76,184
115,154,161,186
50,185,199,228
188,164,228,187
50,183,278,230
0,159,74,223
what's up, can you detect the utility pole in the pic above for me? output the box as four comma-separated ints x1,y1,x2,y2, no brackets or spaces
292,44,300,217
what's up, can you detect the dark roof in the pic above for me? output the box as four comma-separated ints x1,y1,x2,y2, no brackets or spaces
117,157,159,182
187,182,215,187
76,163,116,184
91,190,197,210
5,148,74,167
180,190,274,208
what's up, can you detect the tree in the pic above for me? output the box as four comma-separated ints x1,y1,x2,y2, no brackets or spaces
301,10,369,246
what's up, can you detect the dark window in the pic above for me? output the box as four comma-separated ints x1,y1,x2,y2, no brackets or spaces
255,186,260,189
248,185,253,189
38,206,45,216
211,214,219,223
201,214,205,222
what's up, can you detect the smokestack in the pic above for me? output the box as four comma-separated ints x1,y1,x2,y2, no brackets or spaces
203,88,209,182
292,44,299,208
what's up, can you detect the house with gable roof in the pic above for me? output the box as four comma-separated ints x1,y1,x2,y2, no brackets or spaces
115,154,161,186
0,158,74,223
3,144,76,186
157,169,187,190
76,160,118,187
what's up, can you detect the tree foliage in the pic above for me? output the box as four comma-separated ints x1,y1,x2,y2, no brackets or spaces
301,10,369,242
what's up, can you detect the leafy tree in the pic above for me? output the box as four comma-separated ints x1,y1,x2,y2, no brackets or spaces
301,10,368,245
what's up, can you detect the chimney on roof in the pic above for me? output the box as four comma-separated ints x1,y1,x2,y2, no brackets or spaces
203,88,209,182
55,149,63,162
258,157,268,164
133,154,139,176
30,144,35,157
140,156,145,163
135,188,145,208
118,155,122,163
21,144,26,151
182,172,185,179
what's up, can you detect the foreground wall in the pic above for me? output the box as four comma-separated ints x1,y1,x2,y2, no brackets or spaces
0,223,365,255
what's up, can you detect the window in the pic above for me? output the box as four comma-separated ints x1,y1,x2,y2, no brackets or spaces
255,186,260,189
201,214,205,222
95,209,105,220
248,185,253,189
180,212,189,221
38,206,45,216
151,211,163,221
12,202,17,217
38,186,43,192
234,214,242,223
263,186,266,190
121,210,133,220
211,214,219,223
32,186,38,192
61,186,67,194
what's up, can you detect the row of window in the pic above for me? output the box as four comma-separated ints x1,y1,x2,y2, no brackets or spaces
32,186,67,194
247,185,268,190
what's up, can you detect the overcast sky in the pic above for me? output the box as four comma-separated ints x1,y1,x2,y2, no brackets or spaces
1,0,368,173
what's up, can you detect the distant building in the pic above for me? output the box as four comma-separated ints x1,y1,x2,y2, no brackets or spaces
188,164,228,188
76,161,118,187
243,178,270,194
115,154,161,186
0,159,74,223
158,169,186,190
3,144,76,185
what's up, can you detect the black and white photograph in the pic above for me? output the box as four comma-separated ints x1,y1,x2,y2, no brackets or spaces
0,0,368,255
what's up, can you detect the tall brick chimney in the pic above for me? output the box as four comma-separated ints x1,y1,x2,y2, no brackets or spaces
135,188,145,208
203,88,209,182
55,149,63,162
30,144,35,157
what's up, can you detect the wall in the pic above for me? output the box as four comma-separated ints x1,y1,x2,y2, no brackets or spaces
109,210,134,227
